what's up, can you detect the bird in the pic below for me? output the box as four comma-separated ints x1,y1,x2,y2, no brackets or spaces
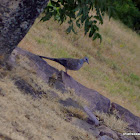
39,55,89,73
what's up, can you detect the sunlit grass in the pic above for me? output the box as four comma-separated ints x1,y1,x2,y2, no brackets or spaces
95,111,128,133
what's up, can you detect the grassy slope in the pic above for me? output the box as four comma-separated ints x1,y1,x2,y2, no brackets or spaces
0,58,128,140
19,15,140,116
0,65,96,140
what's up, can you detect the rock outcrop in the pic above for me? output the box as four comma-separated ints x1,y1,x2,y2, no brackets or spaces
110,103,140,133
8,47,140,140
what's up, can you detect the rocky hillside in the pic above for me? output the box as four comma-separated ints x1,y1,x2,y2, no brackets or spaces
0,47,139,140
0,1,139,140
19,15,140,117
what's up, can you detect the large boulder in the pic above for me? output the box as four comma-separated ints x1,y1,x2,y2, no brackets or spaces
8,47,59,83
9,47,111,113
56,71,111,113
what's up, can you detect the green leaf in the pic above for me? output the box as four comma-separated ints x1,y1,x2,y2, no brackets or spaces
93,20,97,24
40,13,52,21
77,8,83,17
66,26,72,33
93,32,102,42
89,26,96,37
84,19,90,35
76,18,81,28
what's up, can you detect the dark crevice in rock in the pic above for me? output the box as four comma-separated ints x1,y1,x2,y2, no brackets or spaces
14,78,44,98
59,98,82,109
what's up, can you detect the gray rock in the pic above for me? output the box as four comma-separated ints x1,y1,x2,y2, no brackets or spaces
56,71,111,113
98,125,119,139
8,48,111,113
59,98,81,109
14,78,45,98
71,117,100,137
110,103,140,133
83,106,100,126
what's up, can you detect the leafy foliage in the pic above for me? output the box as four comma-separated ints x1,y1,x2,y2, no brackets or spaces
109,0,140,32
132,0,140,10
41,0,115,42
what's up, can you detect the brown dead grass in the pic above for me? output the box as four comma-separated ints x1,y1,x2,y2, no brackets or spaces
63,106,88,120
0,65,96,140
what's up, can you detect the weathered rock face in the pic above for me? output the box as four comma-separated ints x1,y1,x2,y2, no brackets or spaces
0,0,49,63
8,47,140,137
9,47,111,113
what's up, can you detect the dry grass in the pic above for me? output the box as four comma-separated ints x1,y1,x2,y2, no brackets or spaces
62,106,88,120
19,14,140,116
0,64,96,140
95,111,128,133
59,87,89,107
